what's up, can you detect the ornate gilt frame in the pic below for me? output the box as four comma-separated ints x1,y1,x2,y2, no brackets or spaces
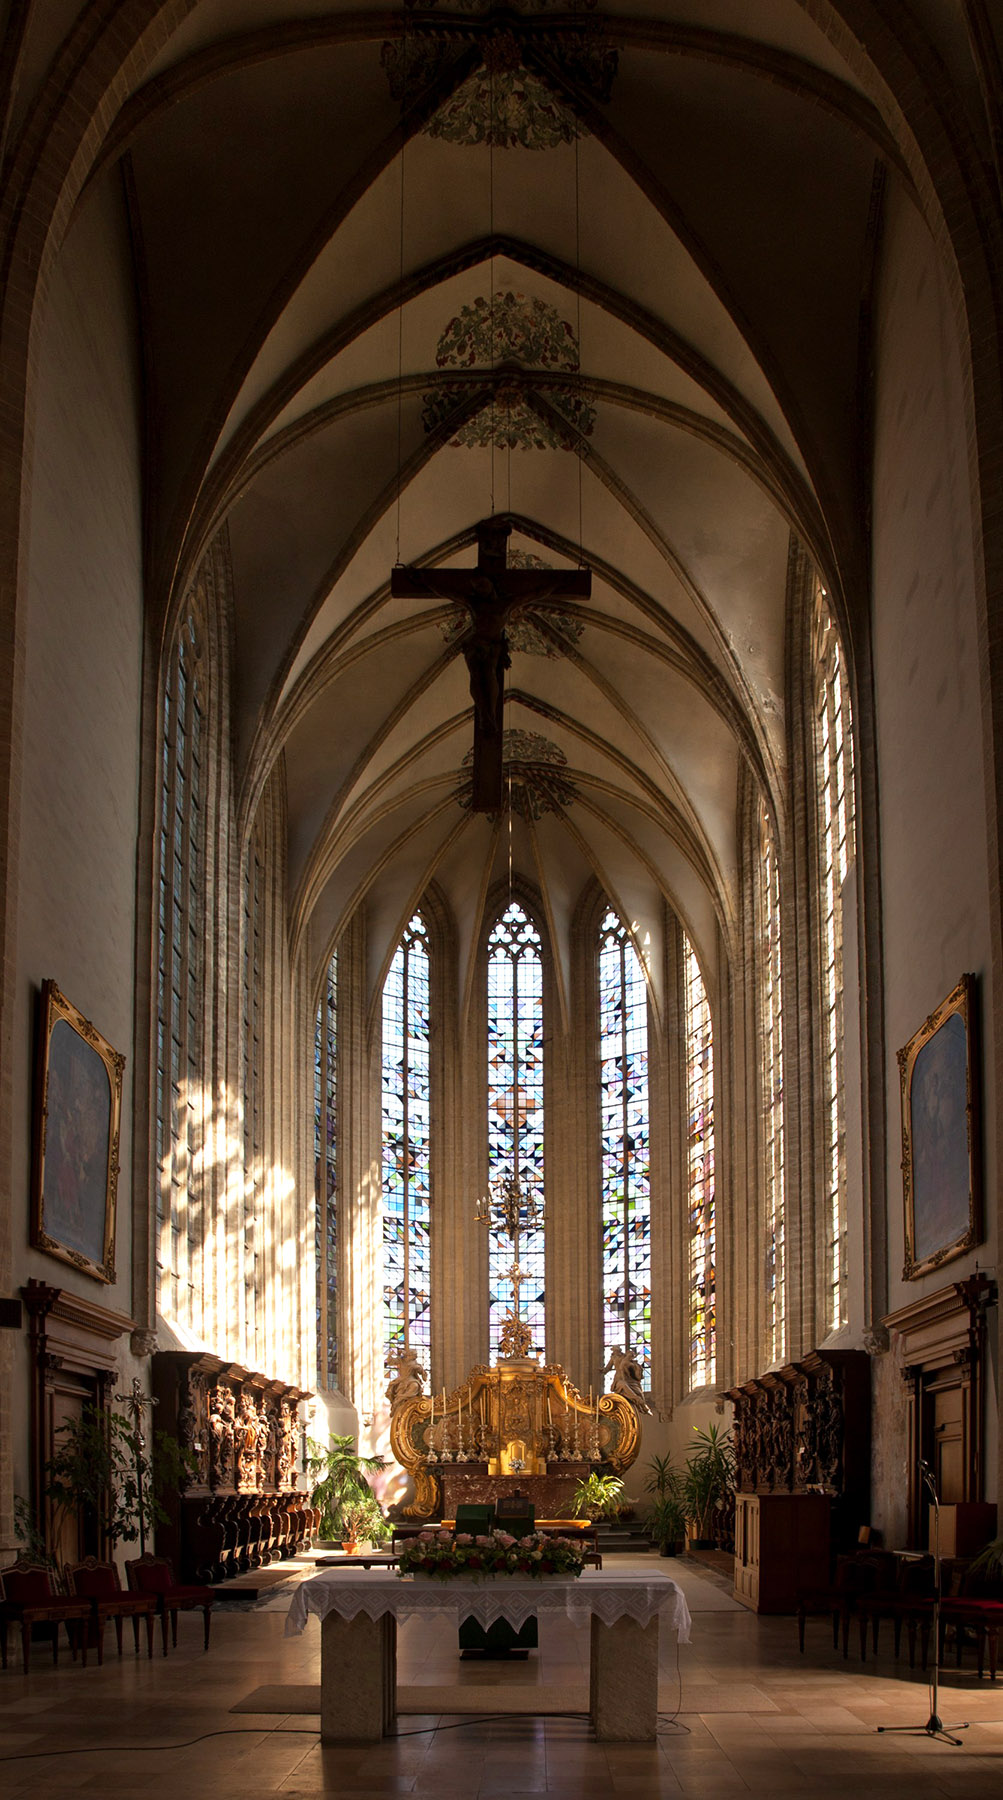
30,980,124,1284
899,973,981,1281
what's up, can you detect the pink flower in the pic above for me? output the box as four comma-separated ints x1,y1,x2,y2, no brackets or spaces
496,1532,516,1548
437,1530,452,1544
455,1533,473,1545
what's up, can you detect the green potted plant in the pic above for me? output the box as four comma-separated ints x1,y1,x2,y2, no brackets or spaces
305,1434,388,1544
572,1471,625,1523
33,1408,193,1558
644,1453,687,1555
683,1423,735,1549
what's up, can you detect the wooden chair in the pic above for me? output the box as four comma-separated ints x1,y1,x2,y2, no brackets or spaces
0,1558,91,1673
854,1554,934,1667
796,1554,882,1658
124,1552,213,1656
65,1557,156,1663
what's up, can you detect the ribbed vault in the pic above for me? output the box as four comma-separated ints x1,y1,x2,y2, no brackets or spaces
88,0,905,1000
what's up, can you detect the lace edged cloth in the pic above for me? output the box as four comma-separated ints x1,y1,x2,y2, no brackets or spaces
285,1568,692,1640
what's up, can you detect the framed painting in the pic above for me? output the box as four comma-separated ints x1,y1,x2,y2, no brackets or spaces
30,980,124,1284
898,973,981,1281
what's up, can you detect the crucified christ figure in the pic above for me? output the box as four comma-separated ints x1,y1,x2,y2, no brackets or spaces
391,517,591,810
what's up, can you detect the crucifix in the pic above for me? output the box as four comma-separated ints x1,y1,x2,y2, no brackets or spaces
391,518,591,810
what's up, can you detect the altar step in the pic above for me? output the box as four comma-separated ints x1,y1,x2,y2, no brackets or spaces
594,1523,655,1553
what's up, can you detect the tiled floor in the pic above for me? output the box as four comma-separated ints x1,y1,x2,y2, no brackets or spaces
2,1554,1002,1797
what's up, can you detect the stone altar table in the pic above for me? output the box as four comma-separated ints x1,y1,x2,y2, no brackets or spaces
285,1567,691,1743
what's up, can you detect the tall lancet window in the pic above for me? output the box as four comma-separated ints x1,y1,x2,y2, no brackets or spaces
759,803,785,1364
487,902,545,1359
382,915,431,1359
813,588,855,1332
155,612,206,1326
599,909,651,1372
315,950,338,1389
684,936,715,1388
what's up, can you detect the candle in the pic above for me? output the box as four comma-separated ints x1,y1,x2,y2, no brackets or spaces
547,1391,552,1427
430,1391,434,1425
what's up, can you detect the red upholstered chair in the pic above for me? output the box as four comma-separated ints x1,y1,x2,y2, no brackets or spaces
939,1557,1003,1679
0,1559,92,1673
124,1553,213,1656
65,1557,156,1663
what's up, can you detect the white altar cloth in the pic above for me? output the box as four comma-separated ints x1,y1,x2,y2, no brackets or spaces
287,1568,691,1744
286,1566,691,1639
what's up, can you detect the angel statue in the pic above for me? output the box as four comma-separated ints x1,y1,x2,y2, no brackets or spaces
605,1343,652,1414
386,1350,427,1410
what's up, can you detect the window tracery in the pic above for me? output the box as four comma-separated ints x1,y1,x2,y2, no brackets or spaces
813,588,855,1333
315,949,338,1388
382,914,431,1359
155,612,206,1327
598,908,651,1373
242,833,264,1363
684,936,715,1388
758,802,785,1364
487,902,545,1360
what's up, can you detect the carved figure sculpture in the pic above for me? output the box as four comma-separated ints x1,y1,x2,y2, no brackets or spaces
207,1383,236,1488
605,1344,652,1414
237,1392,261,1488
386,1351,426,1409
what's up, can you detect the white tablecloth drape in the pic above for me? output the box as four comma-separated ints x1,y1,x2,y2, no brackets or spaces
285,1567,692,1640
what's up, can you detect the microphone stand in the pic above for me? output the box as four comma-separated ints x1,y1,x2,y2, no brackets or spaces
877,1461,968,1746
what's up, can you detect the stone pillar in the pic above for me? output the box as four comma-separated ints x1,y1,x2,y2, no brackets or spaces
589,1614,659,1740
320,1611,396,1741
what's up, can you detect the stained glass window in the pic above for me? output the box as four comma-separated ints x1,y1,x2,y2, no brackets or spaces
599,909,651,1378
487,903,545,1360
759,803,785,1365
382,915,431,1359
684,936,715,1388
315,949,338,1388
813,588,855,1333
242,834,264,1364
155,613,205,1326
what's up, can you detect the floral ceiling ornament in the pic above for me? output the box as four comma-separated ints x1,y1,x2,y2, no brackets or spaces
380,0,616,151
459,727,577,820
423,292,596,451
439,550,585,657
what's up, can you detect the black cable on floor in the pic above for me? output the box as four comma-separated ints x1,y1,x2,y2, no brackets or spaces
0,1725,320,1763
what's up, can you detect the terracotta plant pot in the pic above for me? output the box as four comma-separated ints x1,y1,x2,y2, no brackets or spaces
341,1541,359,1555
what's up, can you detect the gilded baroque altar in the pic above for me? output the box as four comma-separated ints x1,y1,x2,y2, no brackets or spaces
390,1355,640,1517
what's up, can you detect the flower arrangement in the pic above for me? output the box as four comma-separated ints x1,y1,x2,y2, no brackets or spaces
397,1528,586,1580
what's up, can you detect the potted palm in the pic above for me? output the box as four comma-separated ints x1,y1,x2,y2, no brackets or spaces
305,1434,388,1545
644,1453,686,1556
683,1423,735,1550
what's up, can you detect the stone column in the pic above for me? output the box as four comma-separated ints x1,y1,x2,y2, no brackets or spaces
320,1611,396,1741
589,1614,659,1740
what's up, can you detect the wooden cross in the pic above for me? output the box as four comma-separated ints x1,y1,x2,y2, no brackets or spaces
391,518,591,810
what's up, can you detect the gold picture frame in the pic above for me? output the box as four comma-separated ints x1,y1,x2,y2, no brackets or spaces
899,973,981,1281
30,980,124,1284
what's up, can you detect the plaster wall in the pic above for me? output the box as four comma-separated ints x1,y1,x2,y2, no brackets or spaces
869,184,997,1518
10,175,145,1501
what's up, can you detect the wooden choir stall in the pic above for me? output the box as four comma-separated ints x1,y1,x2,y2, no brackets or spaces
151,1351,317,1583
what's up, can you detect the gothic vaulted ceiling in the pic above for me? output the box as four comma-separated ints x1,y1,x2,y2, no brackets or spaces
80,0,901,1016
